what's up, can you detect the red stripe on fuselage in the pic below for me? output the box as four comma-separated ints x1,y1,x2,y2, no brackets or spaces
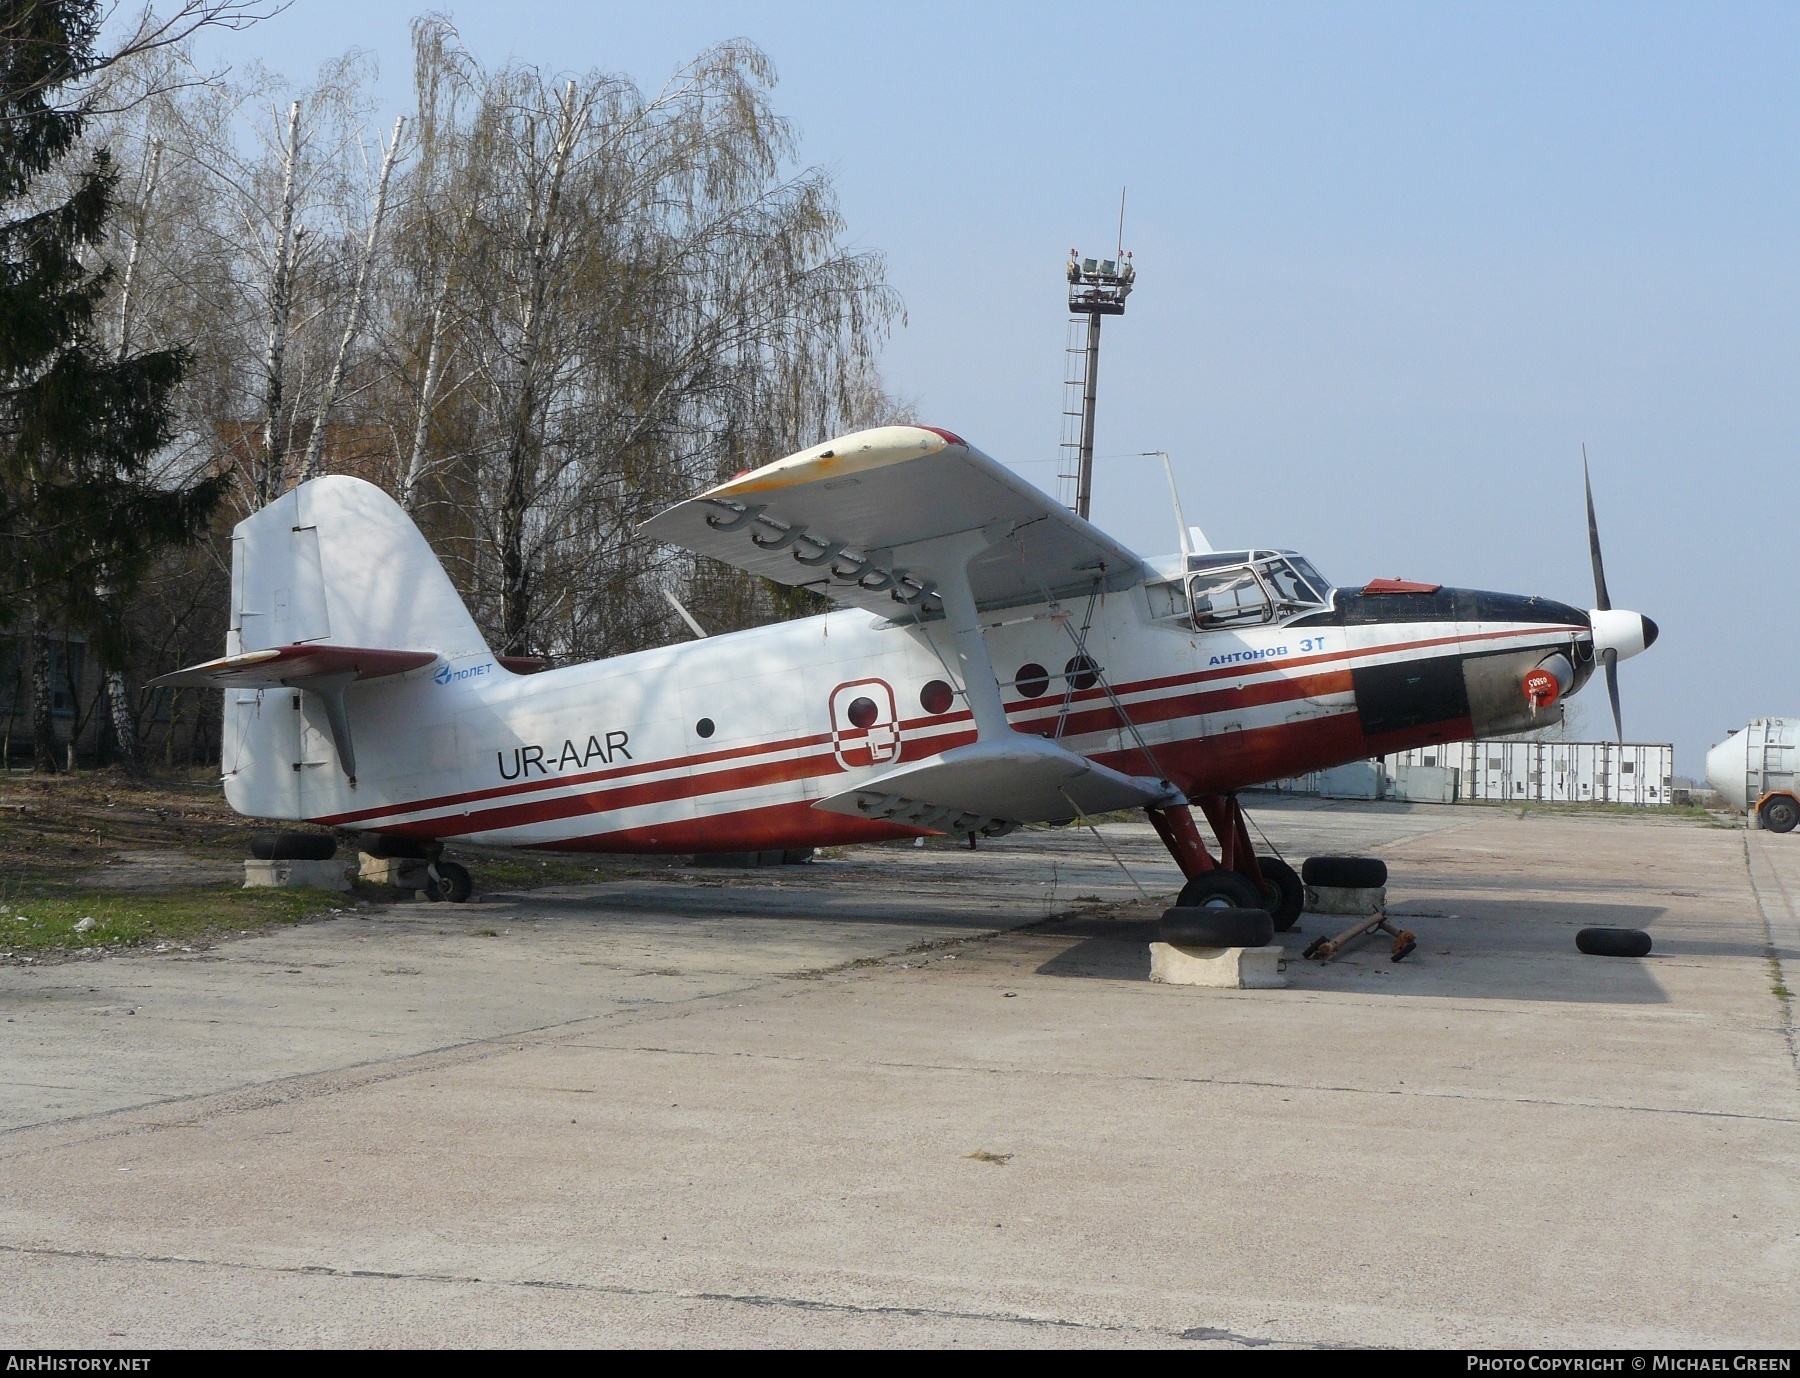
527,797,928,854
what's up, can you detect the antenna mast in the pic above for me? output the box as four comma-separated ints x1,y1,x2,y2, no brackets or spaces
1060,192,1135,521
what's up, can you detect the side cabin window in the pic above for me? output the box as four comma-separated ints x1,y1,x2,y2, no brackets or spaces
1143,579,1190,622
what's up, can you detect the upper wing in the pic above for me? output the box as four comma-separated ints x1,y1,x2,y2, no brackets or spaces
638,425,1148,618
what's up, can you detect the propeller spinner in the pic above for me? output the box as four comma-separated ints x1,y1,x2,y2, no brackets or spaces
1582,448,1659,742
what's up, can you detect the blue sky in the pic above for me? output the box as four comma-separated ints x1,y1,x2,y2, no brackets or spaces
193,2,1800,774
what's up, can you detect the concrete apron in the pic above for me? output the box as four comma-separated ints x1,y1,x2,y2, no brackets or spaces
0,805,1794,1347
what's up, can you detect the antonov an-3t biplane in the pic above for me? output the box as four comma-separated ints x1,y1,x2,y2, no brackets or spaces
156,424,1657,919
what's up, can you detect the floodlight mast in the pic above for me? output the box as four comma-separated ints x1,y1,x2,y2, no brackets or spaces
1065,249,1134,520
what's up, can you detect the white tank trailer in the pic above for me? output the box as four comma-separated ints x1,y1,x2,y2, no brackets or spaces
1706,718,1800,832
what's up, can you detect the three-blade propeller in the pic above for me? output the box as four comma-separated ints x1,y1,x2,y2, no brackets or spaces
1583,447,1658,743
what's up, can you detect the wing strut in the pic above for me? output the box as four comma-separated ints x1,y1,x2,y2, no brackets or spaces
903,526,1012,741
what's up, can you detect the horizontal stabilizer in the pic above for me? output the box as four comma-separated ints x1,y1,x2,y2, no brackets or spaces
150,644,439,690
640,425,1147,618
814,736,1180,836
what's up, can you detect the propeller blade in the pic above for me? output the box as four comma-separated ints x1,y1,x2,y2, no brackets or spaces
1583,444,1611,613
1604,647,1622,743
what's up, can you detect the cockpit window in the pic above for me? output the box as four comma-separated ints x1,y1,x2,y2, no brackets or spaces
1188,566,1273,628
1187,551,1253,573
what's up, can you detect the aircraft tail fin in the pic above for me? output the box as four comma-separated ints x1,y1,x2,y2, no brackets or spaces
151,477,493,819
227,476,488,661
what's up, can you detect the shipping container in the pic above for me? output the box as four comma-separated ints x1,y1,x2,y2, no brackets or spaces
1387,741,1675,805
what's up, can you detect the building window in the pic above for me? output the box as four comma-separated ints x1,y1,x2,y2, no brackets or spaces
0,639,20,715
49,640,85,718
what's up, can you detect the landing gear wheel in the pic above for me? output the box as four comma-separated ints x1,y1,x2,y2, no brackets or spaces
1254,856,1304,932
1160,906,1274,948
429,861,473,904
1760,796,1800,834
1175,869,1263,910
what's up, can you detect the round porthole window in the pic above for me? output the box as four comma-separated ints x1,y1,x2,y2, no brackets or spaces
846,696,879,729
1015,663,1050,698
695,717,715,738
1064,655,1099,692
920,680,954,714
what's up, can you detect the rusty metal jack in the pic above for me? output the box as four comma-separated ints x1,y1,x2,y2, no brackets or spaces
1302,911,1417,964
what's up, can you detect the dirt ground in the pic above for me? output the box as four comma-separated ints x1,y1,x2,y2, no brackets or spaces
0,767,695,960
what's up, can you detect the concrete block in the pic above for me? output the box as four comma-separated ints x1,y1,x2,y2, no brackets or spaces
1305,884,1386,916
243,859,351,892
358,854,430,889
1149,943,1287,989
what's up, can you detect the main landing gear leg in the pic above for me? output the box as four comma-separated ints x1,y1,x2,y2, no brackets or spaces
1147,803,1261,910
1194,793,1304,933
1144,803,1215,880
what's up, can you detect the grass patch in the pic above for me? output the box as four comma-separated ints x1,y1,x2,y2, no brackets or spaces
0,886,351,957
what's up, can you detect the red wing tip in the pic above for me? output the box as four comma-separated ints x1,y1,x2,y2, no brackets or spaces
914,425,968,448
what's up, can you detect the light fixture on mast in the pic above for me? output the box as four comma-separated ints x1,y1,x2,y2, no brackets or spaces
1062,199,1135,521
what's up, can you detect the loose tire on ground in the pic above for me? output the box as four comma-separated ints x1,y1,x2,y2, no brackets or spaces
1301,855,1388,889
1760,795,1800,834
1255,856,1305,932
431,861,473,904
1175,869,1264,910
1159,906,1275,949
1576,926,1652,957
250,832,336,861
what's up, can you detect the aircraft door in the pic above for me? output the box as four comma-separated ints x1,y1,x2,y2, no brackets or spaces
828,678,900,771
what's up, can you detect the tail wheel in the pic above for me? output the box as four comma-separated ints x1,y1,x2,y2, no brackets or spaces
1761,796,1800,834
1254,856,1304,932
1175,869,1262,910
430,861,474,903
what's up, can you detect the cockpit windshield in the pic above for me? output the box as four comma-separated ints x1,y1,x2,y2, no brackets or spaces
1257,556,1329,608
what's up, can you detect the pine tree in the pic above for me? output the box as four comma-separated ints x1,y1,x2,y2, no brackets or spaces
0,0,224,773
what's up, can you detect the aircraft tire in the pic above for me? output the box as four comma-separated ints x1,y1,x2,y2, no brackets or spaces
430,861,474,904
1301,855,1388,889
1576,926,1652,958
1159,906,1275,949
1760,796,1800,834
1175,869,1263,910
250,832,336,861
1255,856,1305,932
